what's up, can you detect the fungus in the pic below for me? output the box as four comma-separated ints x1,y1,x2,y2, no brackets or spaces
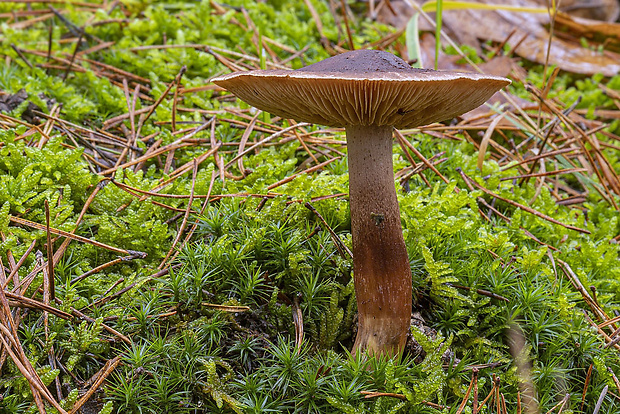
213,49,510,356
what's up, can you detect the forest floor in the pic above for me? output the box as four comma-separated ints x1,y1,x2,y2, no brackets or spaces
1,1,620,413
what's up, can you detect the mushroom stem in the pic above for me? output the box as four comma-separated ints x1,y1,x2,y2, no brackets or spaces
346,125,412,357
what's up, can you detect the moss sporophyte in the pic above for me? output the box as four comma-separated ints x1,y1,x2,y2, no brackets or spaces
213,49,510,356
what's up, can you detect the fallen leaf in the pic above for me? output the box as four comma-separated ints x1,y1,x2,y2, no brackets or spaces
559,0,619,22
555,12,620,53
379,0,620,76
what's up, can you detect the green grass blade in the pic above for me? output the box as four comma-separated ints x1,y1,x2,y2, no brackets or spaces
259,33,266,70
434,0,443,69
421,1,550,14
405,13,423,68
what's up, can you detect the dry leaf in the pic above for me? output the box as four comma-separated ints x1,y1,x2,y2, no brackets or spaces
379,0,620,76
555,12,620,52
559,0,619,22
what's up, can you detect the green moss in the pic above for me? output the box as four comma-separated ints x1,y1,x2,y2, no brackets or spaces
2,0,620,412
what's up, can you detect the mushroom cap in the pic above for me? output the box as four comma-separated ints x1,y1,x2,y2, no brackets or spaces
212,49,511,129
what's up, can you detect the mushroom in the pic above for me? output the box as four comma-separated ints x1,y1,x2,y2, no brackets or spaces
213,49,510,356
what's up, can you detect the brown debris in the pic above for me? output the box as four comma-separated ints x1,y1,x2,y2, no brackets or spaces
378,0,620,76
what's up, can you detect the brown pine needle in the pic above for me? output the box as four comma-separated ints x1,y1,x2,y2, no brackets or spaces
223,122,311,170
237,112,260,177
44,200,55,301
501,168,588,181
592,385,608,414
68,356,121,414
70,253,143,284
476,378,497,412
66,304,131,344
458,170,590,234
305,202,352,259
361,391,406,400
202,303,250,312
339,0,355,50
473,369,479,414
4,239,34,290
8,215,147,257
478,113,506,171
292,294,304,353
159,159,198,269
545,394,569,414
4,291,72,320
267,157,340,191
499,148,580,171
456,370,476,414
581,364,593,412
53,179,110,266
395,129,450,184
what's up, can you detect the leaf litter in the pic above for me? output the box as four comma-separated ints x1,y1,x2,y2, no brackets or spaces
382,0,620,75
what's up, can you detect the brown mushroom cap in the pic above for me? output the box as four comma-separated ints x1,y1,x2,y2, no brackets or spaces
212,49,511,129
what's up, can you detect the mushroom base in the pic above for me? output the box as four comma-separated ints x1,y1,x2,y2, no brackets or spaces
346,125,412,357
